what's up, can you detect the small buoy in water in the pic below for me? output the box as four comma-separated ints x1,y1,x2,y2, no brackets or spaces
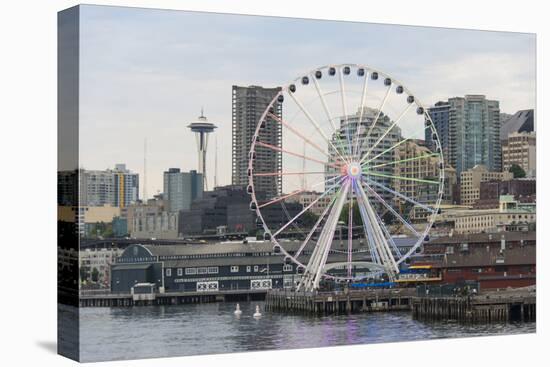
253,305,262,318
234,303,242,316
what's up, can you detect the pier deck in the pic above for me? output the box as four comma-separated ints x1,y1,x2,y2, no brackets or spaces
79,286,536,324
265,288,416,314
265,286,536,323
412,286,536,322
79,289,267,307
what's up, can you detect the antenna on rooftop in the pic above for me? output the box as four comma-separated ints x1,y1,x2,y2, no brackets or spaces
143,138,148,201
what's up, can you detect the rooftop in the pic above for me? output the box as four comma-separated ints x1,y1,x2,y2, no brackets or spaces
428,231,535,245
500,109,534,140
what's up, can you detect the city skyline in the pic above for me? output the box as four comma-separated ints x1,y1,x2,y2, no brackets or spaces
77,5,536,200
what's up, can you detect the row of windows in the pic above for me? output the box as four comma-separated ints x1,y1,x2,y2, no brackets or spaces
117,256,156,263
165,264,294,277
158,252,274,261
166,267,219,277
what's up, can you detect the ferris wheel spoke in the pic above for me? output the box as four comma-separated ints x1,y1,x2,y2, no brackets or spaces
360,103,413,163
287,90,350,165
258,174,341,209
371,200,403,259
361,125,431,166
255,141,342,170
271,177,345,238
267,112,331,159
362,176,437,214
352,70,370,159
364,171,440,185
366,153,439,170
310,72,350,159
254,171,327,177
359,83,392,155
294,192,339,259
338,66,353,156
360,180,421,238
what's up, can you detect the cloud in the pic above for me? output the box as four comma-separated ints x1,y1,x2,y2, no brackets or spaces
410,52,535,112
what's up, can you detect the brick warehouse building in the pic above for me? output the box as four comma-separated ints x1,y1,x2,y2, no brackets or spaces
415,232,535,289
475,178,536,209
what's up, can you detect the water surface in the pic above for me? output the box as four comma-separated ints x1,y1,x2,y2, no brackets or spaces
79,301,535,362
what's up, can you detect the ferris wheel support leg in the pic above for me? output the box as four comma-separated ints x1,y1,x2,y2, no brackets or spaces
299,182,349,292
356,193,381,264
299,204,336,291
356,183,399,279
297,184,345,292
311,182,350,290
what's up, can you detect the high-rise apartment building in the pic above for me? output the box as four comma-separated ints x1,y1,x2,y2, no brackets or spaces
427,95,501,175
232,85,282,200
80,170,116,207
425,101,453,172
327,107,400,204
69,164,139,208
163,168,203,213
112,164,139,208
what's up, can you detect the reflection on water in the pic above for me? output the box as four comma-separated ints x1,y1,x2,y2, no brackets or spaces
79,301,535,362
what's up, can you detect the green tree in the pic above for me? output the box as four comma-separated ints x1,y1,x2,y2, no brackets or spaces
80,266,89,282
338,201,362,226
91,267,99,282
301,211,320,228
509,164,526,178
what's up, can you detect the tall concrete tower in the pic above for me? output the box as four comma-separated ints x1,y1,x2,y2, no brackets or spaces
188,109,217,191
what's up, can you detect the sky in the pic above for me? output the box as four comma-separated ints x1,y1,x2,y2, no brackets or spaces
77,5,536,199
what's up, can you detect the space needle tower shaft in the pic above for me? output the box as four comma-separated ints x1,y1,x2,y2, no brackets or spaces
188,109,217,191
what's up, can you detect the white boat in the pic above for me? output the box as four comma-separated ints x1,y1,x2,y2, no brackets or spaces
234,303,242,316
253,305,262,318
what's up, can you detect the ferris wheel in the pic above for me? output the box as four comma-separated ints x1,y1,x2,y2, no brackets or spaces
248,64,444,292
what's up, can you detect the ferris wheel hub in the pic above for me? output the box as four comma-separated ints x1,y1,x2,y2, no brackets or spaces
345,162,363,179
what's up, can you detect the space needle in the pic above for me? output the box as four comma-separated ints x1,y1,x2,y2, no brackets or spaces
188,108,217,191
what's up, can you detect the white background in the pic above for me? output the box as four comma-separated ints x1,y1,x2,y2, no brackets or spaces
0,0,546,366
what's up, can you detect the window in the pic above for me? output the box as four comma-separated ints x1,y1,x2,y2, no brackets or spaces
283,264,293,272
177,268,183,276
207,267,219,274
230,265,239,273
254,265,259,272
185,268,197,275
165,268,171,277
246,266,251,272
198,267,208,275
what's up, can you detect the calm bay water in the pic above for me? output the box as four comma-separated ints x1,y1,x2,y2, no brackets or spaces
78,301,535,362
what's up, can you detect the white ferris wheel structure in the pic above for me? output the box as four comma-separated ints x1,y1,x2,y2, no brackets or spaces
247,64,445,292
